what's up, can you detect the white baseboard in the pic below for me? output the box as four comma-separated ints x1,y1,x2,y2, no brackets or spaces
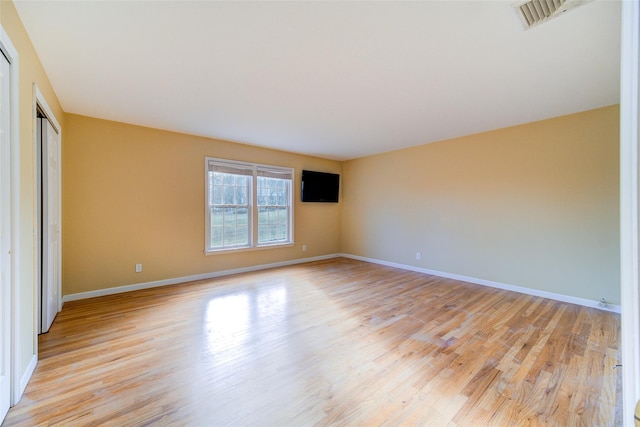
15,354,37,404
62,254,340,303
63,252,621,314
339,253,621,313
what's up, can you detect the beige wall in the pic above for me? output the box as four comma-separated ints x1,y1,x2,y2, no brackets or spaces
341,106,620,304
62,114,341,295
1,0,65,392
65,107,620,304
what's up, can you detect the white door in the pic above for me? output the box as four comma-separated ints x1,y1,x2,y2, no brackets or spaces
0,50,11,422
41,118,60,333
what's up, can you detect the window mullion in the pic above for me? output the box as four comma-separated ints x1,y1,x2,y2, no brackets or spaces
251,171,257,248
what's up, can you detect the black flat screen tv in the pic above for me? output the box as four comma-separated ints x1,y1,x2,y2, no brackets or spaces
301,170,340,203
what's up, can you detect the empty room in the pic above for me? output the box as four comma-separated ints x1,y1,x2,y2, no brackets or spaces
1,0,638,426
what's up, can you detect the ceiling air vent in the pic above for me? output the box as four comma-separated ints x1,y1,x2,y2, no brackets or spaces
513,0,594,29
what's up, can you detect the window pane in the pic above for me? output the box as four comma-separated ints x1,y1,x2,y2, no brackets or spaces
224,208,236,225
223,185,235,204
236,186,246,204
237,208,248,225
211,208,224,226
223,226,236,246
223,173,235,185
258,189,266,206
258,207,267,225
213,185,223,205
237,227,249,245
211,226,223,248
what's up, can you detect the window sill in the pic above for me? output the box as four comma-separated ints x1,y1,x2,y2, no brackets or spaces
204,242,294,256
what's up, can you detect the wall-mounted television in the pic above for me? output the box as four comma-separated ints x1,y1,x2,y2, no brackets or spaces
301,170,340,203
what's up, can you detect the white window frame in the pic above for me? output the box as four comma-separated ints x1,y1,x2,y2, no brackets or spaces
205,158,294,253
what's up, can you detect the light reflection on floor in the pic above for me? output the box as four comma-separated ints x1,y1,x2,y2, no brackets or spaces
190,277,341,425
203,284,289,367
190,274,367,424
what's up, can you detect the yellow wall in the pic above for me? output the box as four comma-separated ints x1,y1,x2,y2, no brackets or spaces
1,0,64,391
65,107,620,304
342,105,620,304
62,114,341,295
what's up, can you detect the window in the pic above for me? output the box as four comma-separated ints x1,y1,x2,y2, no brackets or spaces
206,158,293,252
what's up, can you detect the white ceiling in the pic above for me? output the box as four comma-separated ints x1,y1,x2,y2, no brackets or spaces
14,0,621,161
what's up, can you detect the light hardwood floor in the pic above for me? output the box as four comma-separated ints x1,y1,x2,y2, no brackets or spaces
3,258,621,426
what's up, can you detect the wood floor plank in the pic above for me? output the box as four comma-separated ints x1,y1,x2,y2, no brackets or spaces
3,258,621,426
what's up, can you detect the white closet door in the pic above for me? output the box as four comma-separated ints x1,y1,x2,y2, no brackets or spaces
41,118,60,333
0,51,11,422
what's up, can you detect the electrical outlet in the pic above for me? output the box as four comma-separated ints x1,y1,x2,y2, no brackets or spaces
135,264,142,273
302,244,307,252
416,252,421,260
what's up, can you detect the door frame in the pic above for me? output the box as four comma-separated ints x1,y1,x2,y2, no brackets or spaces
33,85,62,335
0,24,19,409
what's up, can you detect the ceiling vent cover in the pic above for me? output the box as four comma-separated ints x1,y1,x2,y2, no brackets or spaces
514,0,594,29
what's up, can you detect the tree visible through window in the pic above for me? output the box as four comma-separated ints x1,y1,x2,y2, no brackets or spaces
210,172,250,249
206,159,293,252
257,169,291,245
